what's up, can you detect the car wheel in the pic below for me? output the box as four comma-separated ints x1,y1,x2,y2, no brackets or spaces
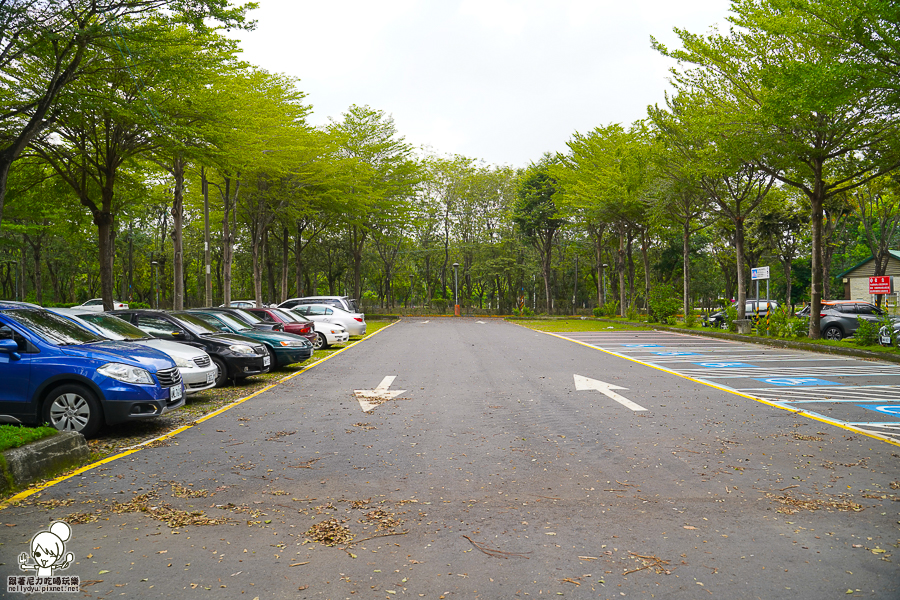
823,325,843,341
42,384,103,438
212,356,229,387
314,332,329,350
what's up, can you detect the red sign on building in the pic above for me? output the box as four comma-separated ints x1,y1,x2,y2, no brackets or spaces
869,276,894,295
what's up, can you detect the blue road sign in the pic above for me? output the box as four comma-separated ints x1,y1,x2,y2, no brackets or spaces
856,404,900,416
753,378,842,386
695,362,758,368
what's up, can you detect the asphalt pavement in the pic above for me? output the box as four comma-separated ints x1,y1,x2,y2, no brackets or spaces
1,319,898,599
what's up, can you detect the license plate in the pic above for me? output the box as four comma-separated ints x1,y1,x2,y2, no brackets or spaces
882,335,892,345
206,371,215,384
263,355,271,367
170,385,183,401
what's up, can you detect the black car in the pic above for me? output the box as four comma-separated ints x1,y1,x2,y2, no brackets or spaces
192,307,283,332
110,310,271,387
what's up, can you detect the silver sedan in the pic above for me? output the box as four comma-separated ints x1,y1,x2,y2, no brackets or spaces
290,304,366,336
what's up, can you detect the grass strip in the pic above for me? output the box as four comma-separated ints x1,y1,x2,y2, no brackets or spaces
0,425,57,454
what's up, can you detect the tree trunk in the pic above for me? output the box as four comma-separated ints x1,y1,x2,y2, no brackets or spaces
171,155,185,310
221,176,240,307
617,226,626,316
280,226,289,303
682,219,691,317
202,167,212,307
735,218,746,320
808,172,824,339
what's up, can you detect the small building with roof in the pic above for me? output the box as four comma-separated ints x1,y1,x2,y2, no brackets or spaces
836,251,900,303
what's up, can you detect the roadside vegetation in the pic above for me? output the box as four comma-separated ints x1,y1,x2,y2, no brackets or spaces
0,425,58,454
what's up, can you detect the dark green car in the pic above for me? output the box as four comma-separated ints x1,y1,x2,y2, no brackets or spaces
186,310,314,368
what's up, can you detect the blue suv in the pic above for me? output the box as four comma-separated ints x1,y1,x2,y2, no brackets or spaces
0,303,185,437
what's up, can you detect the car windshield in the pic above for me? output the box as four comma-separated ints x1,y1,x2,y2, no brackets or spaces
271,308,303,323
194,312,250,332
7,308,104,345
225,309,263,325
169,312,222,335
78,313,152,341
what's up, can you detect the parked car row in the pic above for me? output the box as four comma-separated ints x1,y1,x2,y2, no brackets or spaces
704,298,900,342
0,296,362,438
703,300,779,328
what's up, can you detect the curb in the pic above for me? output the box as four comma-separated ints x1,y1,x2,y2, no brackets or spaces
0,432,90,495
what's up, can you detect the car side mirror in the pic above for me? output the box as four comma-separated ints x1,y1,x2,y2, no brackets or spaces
0,338,21,360
171,330,186,339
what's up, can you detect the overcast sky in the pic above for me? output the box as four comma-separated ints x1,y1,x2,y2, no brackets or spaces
233,0,732,169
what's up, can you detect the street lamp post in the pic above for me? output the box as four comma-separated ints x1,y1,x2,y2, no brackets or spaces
452,262,460,317
602,263,608,307
151,260,159,309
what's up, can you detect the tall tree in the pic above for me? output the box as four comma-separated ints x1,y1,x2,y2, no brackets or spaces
655,0,900,336
328,105,420,302
0,0,255,226
512,155,564,314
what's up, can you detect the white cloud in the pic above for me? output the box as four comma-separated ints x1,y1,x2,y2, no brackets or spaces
233,0,732,167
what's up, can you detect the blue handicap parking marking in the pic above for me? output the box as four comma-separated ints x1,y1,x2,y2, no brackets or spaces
753,378,842,386
655,352,701,356
857,404,900,416
695,362,758,368
622,344,662,347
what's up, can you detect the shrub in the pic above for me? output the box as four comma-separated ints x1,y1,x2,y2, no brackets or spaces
592,306,602,318
666,315,677,326
430,297,448,313
683,310,697,328
601,299,619,318
520,306,534,317
790,317,808,337
768,305,792,337
648,284,681,323
725,305,739,332
854,316,879,346
626,304,640,321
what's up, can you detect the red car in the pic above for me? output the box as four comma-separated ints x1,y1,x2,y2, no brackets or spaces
245,307,317,346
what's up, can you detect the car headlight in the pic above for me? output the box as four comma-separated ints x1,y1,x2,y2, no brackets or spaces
228,344,256,355
172,356,193,368
279,340,305,347
98,363,153,385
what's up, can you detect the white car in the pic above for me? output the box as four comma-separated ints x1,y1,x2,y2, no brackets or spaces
291,304,366,336
48,308,217,394
73,298,129,311
311,320,349,349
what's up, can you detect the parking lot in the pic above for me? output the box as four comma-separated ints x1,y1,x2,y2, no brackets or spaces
555,329,900,444
2,319,898,599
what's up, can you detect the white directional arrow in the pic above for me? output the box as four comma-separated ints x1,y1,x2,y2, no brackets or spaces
573,374,647,412
354,376,407,412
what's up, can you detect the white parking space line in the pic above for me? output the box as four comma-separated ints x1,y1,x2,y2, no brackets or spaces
554,330,900,444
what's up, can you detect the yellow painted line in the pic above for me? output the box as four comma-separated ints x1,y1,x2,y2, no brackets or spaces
0,320,400,510
531,326,900,449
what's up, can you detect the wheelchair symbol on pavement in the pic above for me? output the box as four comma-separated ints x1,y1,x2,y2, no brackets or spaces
754,378,841,386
